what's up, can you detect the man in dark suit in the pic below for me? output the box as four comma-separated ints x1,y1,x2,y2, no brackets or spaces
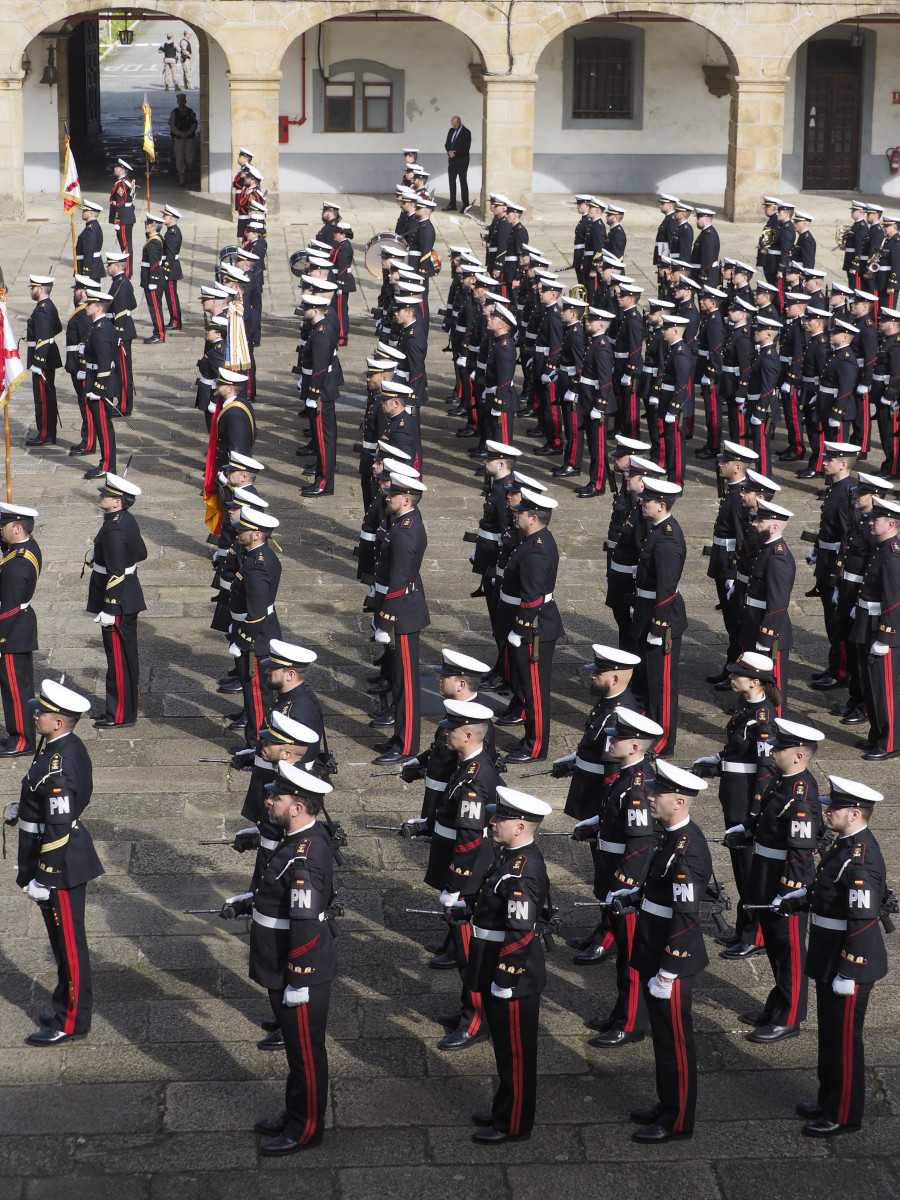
444,116,471,212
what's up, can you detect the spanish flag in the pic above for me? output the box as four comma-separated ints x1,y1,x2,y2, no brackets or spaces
60,137,81,213
142,94,155,162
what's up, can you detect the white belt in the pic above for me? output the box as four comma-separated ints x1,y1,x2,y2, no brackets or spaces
362,440,377,451
92,564,136,575
779,355,791,364
504,255,517,262
65,344,85,354
434,821,456,840
599,839,626,854
124,202,133,208
636,588,656,599
18,602,30,611
610,561,636,575
472,926,505,942
535,345,549,353
375,583,388,594
641,899,673,919
219,579,232,591
745,597,766,609
580,377,598,386
843,571,863,584
199,376,216,387
713,537,736,550
259,836,279,851
802,376,817,384
660,383,675,392
614,351,629,360
754,843,787,861
812,914,847,931
477,529,501,542
737,572,749,584
722,365,739,374
748,393,761,402
424,776,447,792
873,374,889,383
18,820,44,834
252,911,290,930
495,568,505,578
819,540,840,552
862,600,882,615
575,755,607,774
359,531,376,543
499,591,553,606
230,605,275,620
26,341,35,348
698,349,710,358
766,248,780,255
301,368,312,376
722,761,755,774
819,386,837,396
574,243,585,251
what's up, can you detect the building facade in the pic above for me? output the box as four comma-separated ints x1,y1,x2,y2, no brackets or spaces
9,2,900,218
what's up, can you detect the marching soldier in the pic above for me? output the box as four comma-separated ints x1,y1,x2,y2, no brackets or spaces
86,472,146,727
734,717,823,1043
628,760,712,1143
465,786,552,1143
25,274,62,448
15,678,103,1045
161,205,183,331
800,776,888,1137
140,213,167,344
0,503,41,756
106,251,137,417
108,158,136,277
81,289,121,482
76,201,105,283
739,496,795,704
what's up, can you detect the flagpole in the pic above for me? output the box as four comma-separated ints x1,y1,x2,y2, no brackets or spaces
70,210,77,275
3,395,9,501
145,153,151,214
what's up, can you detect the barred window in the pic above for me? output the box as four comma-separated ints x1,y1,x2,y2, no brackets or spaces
324,79,355,133
571,38,633,120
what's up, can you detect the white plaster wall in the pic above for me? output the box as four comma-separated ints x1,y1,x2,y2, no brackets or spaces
23,38,61,192
207,37,232,192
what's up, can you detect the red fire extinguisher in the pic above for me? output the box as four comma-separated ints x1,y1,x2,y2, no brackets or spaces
887,146,900,174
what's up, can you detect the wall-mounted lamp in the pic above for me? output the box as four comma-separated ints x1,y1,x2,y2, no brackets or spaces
40,46,58,87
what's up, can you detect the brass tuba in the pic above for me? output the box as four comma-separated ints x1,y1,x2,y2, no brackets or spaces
835,223,853,251
865,246,883,278
758,226,776,249
568,283,589,303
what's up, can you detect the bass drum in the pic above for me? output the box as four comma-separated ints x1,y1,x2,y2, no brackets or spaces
289,249,309,278
364,232,408,279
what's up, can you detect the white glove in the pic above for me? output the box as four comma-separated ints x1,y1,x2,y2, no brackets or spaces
564,389,578,403
554,753,577,766
456,355,467,366
589,408,605,420
771,887,806,910
5,801,19,822
648,396,659,407
663,412,676,425
780,382,791,395
507,630,522,648
755,642,769,653
540,373,551,384
806,548,817,565
469,547,477,564
30,366,45,378
374,628,391,645
725,823,745,836
694,753,721,766
725,580,735,600
439,889,462,908
283,984,309,1007
606,887,639,901
856,385,869,395
869,402,877,418
828,417,841,428
620,374,631,387
490,983,514,999
648,973,674,1000
701,375,711,387
227,642,242,657
574,815,600,830
832,975,856,996
850,606,857,618
750,414,763,426
94,612,116,627
25,879,51,902
647,632,663,646
871,641,890,656
831,587,838,606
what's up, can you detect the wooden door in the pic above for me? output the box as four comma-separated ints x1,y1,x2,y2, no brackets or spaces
803,40,861,191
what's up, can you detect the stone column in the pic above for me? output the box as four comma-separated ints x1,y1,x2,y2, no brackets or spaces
0,71,24,220
480,74,537,210
724,75,789,220
227,72,282,214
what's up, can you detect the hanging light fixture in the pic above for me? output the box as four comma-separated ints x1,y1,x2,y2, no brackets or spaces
119,15,135,47
850,20,864,49
39,46,58,87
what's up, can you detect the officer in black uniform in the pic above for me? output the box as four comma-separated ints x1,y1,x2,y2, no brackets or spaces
81,288,122,481
106,251,137,418
140,213,166,343
372,474,430,763
161,204,183,330
861,492,900,760
809,442,859,690
76,201,105,283
483,304,520,446
496,488,563,762
108,158,136,276
298,292,340,497
25,274,62,447
330,222,355,346
695,285,727,456
800,775,888,1137
15,678,103,1045
628,759,712,1142
230,506,282,746
64,275,93,458
871,305,900,477
738,497,796,705
651,314,692,484
634,478,687,756
465,785,552,1143
734,716,823,1042
705,441,759,680
574,305,617,495
238,761,337,1155
0,503,41,756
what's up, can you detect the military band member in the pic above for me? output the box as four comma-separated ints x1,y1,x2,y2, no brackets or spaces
0,503,41,756
25,274,62,448
16,678,103,1044
81,289,121,481
757,196,780,278
628,760,711,1142
330,222,355,346
106,251,137,417
140,213,166,344
465,786,552,1143
232,147,253,210
108,158,136,276
800,776,888,1137
739,497,795,704
879,215,900,310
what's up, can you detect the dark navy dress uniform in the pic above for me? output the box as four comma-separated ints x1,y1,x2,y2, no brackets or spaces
75,219,104,284
562,685,636,820
27,294,62,444
86,507,146,725
738,534,795,706
633,514,687,755
231,539,282,744
83,313,122,475
108,175,136,275
0,534,41,752
109,270,138,417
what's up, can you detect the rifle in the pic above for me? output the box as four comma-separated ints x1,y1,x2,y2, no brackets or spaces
366,823,402,832
182,908,223,916
522,768,553,779
880,886,898,934
198,759,234,765
321,803,347,866
369,770,402,777
198,839,233,846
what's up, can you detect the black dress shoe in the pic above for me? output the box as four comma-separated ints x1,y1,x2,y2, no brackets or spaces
863,748,900,761
369,713,396,728
472,1126,529,1144
367,679,391,694
68,443,89,457
589,1028,645,1048
585,1015,616,1033
143,335,163,344
739,1010,770,1027
504,751,545,764
425,939,447,955
720,941,765,960
573,941,616,966
374,749,408,765
456,428,478,439
494,712,524,727
93,716,136,729
226,718,246,732
552,465,578,477
706,667,728,684
223,709,245,721
254,1115,287,1135
302,485,334,497
217,678,243,694
166,322,182,331
802,1117,860,1138
576,485,601,498
471,1111,495,1127
259,1134,321,1156
372,739,394,753
479,673,507,691
25,1028,86,1046
809,674,844,690
694,447,716,459
302,465,316,476
25,436,56,447
855,738,877,751
260,1017,279,1032
438,1011,462,1028
38,1010,55,1026
797,468,819,479
632,1124,692,1143
629,1105,663,1125
714,931,740,948
446,407,466,417
841,710,867,725
779,450,804,462
0,744,29,757
295,443,315,456
83,467,106,480
428,952,459,971
796,1101,824,1118
747,1023,800,1043
438,1028,490,1051
533,444,561,456
257,1030,286,1051
442,205,458,212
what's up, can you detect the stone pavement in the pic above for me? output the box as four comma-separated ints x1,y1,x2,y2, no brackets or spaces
0,190,898,1200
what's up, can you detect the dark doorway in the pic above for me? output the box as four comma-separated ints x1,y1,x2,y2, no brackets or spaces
803,40,862,190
